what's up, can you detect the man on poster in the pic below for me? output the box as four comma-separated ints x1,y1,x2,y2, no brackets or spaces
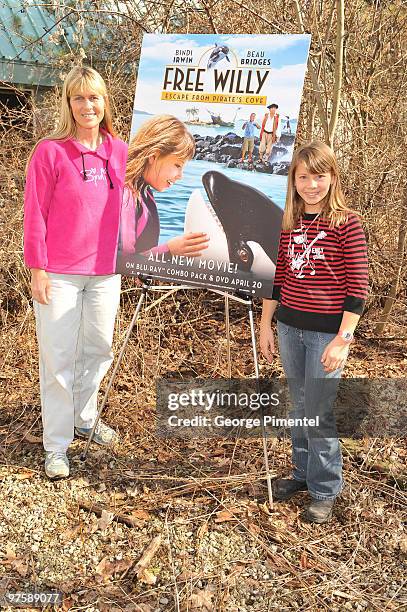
259,103,279,163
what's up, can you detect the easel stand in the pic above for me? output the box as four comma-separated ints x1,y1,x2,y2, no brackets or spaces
80,276,274,508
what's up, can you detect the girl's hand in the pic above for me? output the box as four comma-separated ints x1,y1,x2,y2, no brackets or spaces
321,337,350,372
167,232,209,257
260,321,275,363
31,269,51,305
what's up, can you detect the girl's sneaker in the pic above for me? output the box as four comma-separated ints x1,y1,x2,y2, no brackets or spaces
45,451,69,479
272,477,308,500
75,421,118,446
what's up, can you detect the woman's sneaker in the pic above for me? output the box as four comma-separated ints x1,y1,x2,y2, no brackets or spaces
75,420,119,446
45,451,69,479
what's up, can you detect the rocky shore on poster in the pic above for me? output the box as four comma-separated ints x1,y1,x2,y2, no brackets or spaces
116,251,274,297
193,132,295,174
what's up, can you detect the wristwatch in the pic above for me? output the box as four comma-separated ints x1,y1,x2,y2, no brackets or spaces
337,330,354,343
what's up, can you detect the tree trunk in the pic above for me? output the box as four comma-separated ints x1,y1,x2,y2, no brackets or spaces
374,187,407,335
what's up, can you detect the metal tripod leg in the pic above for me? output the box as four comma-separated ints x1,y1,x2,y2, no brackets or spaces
80,280,150,461
225,295,232,378
247,299,274,509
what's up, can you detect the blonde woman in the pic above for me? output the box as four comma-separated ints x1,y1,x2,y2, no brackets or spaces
24,66,128,479
260,141,368,523
120,115,209,256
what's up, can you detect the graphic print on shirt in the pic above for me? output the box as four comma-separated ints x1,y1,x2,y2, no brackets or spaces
288,229,327,279
80,166,107,186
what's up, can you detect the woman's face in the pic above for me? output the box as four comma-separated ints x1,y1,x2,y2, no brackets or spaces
70,90,105,130
143,153,185,191
294,161,332,210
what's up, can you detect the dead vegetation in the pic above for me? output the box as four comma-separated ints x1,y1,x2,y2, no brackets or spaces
0,0,406,610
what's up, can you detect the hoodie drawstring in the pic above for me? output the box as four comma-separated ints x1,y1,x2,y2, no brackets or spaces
81,152,87,181
80,153,114,189
105,160,114,189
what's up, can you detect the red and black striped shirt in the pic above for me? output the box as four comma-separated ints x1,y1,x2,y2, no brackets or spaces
271,212,369,333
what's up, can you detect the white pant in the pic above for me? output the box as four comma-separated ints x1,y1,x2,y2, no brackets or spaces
34,273,121,452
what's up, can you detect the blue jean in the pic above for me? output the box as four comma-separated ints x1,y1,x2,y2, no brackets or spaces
277,321,345,500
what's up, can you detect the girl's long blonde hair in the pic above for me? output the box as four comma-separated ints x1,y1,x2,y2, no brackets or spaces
26,66,115,169
283,141,353,230
126,115,195,193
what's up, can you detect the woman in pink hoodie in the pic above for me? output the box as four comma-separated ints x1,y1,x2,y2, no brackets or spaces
24,66,128,479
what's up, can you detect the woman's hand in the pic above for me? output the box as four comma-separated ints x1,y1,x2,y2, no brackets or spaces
321,337,350,372
31,269,51,305
260,321,275,363
167,232,209,257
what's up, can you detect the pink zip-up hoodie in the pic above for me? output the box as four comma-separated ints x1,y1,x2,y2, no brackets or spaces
24,131,128,275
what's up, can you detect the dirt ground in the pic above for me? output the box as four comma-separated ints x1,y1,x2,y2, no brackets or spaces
0,288,406,611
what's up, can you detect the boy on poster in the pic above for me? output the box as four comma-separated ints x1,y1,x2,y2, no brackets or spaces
240,112,261,164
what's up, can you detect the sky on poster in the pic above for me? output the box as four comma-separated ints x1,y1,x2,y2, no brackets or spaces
132,33,311,123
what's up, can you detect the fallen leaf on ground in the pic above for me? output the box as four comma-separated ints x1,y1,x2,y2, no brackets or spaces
332,590,354,600
5,545,16,561
178,569,200,581
98,509,115,531
259,501,272,515
135,535,162,576
96,556,116,582
115,558,133,575
130,509,152,521
197,522,208,539
300,551,308,569
14,470,35,480
23,432,42,444
138,569,157,585
214,509,238,523
2,547,29,577
95,556,133,582
189,588,214,609
247,522,260,536
2,435,20,446
14,558,29,578
61,524,82,542
62,597,74,611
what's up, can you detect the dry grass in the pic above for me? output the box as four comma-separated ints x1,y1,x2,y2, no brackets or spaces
1,1,406,608
0,283,406,610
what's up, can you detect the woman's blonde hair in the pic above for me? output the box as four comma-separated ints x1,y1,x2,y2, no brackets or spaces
283,141,353,230
26,66,115,169
126,115,195,193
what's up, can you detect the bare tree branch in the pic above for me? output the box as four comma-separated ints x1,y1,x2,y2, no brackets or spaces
328,0,345,144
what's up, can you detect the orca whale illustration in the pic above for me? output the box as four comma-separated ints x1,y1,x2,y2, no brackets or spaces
207,44,231,69
201,171,283,273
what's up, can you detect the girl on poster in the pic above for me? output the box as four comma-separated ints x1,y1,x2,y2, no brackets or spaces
24,66,128,479
120,115,209,257
260,141,368,523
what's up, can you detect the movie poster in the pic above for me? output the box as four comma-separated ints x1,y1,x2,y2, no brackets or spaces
116,34,311,297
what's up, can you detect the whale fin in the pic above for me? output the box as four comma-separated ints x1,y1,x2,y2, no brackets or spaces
246,241,276,279
184,189,230,262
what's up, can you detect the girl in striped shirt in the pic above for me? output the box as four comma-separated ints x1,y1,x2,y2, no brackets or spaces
260,141,368,523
